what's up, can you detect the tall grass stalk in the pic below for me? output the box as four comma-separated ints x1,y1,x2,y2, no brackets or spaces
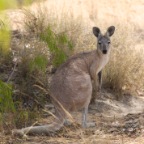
0,80,15,113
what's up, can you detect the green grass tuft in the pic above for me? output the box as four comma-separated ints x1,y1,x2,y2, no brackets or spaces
0,80,15,113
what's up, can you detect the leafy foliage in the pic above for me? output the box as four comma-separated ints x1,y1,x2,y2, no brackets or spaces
40,26,73,67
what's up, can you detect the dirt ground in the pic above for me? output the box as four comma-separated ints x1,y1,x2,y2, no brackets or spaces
0,91,144,144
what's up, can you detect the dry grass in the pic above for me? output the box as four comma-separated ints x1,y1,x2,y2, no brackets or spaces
103,25,144,94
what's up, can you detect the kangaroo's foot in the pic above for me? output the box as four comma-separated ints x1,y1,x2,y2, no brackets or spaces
82,122,96,128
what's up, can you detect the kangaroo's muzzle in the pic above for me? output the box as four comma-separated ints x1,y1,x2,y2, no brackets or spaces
102,50,107,54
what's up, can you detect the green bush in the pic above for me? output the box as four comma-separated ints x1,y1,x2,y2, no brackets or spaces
23,9,74,67
40,26,73,67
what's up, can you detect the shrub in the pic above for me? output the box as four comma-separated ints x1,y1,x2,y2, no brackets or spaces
13,38,49,107
103,25,144,94
23,8,74,67
40,26,73,67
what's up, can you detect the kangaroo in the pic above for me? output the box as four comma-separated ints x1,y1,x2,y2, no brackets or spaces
13,26,115,136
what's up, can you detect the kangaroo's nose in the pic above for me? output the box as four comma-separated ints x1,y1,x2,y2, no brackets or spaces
102,50,107,54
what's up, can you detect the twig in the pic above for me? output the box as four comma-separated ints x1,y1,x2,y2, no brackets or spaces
33,84,49,93
7,62,18,83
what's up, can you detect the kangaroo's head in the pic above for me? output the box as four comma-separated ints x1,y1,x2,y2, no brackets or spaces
93,26,115,55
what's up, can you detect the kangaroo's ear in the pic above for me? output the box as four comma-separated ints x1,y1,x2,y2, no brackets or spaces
93,27,101,37
106,26,115,37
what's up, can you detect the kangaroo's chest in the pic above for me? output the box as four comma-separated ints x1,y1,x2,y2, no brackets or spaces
95,56,109,74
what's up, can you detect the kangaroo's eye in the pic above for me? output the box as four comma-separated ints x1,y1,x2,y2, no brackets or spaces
98,41,101,45
108,41,111,44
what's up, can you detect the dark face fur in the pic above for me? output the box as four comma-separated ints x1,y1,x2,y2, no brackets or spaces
93,26,115,55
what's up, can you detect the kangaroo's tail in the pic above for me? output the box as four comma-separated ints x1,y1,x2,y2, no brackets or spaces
12,97,73,137
12,103,66,137
12,118,64,136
